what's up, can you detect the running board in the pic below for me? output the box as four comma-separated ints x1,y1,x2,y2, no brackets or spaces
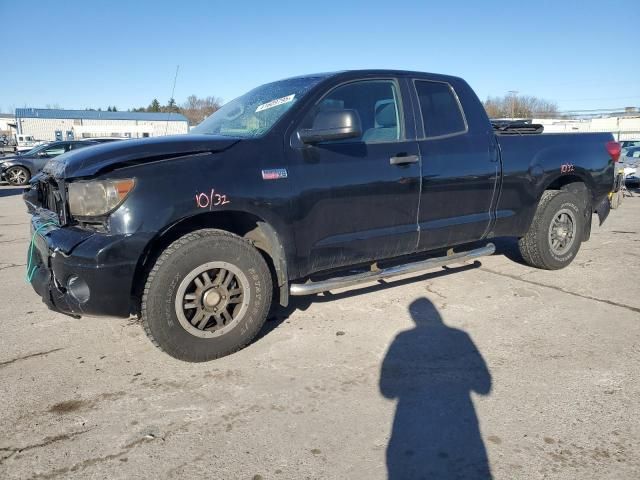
289,243,495,296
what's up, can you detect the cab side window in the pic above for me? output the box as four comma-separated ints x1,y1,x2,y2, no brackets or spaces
414,80,467,138
43,144,66,156
69,142,89,151
309,80,403,144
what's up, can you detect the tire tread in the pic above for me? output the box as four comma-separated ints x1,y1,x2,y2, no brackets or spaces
141,228,272,361
517,190,586,270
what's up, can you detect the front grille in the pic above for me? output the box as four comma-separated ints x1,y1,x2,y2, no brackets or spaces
38,180,66,224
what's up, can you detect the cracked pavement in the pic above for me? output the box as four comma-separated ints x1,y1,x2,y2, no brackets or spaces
0,184,639,479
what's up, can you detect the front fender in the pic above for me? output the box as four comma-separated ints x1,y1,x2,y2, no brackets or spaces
2,160,34,175
101,150,296,309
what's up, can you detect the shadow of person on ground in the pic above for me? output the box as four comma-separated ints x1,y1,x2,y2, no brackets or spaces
380,298,492,479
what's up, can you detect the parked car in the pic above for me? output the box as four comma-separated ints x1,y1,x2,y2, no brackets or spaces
620,140,640,150
24,69,617,361
624,169,639,187
621,146,640,160
0,140,98,185
620,148,640,187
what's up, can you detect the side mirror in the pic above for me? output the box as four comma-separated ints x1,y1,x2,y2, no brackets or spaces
298,109,362,144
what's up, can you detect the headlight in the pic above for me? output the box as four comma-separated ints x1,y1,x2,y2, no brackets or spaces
68,178,135,217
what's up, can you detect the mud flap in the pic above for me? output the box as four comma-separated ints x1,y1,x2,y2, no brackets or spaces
583,210,592,241
596,196,611,226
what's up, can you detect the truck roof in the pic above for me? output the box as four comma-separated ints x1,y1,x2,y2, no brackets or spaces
284,69,465,84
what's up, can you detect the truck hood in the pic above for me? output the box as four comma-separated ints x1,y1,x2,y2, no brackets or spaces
42,134,241,179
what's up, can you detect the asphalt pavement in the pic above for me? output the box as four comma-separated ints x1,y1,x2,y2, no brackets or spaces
1,184,639,479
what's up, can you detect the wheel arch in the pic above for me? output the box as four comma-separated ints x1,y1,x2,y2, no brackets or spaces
130,210,290,316
542,173,591,198
537,174,593,241
12,161,35,175
5,163,32,182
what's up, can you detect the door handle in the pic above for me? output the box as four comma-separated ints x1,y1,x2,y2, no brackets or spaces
390,155,419,166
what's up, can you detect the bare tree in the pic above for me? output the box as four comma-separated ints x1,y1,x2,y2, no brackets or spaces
484,94,558,119
181,95,223,125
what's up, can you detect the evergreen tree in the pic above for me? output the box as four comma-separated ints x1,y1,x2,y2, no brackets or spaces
149,99,161,112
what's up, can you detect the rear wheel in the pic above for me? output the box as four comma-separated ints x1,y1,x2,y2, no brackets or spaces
518,190,584,270
141,229,273,362
6,166,30,186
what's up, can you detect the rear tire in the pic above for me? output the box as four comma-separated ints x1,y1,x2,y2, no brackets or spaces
518,190,584,270
6,166,30,186
141,229,273,362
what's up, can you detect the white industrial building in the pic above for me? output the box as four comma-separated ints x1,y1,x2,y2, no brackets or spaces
0,113,15,132
533,116,640,141
14,108,189,141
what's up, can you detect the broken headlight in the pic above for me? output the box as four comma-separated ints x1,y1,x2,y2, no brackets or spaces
68,178,135,217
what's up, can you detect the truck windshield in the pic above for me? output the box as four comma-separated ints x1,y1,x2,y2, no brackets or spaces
191,76,326,139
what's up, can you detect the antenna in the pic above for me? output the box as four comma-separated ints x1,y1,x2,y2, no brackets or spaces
508,90,519,120
165,65,180,135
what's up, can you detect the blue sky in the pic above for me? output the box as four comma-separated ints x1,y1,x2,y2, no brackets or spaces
2,0,638,113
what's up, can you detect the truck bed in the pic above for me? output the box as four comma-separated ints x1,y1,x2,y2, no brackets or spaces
494,132,615,236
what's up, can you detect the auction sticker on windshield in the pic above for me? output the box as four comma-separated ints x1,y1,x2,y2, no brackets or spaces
255,94,295,112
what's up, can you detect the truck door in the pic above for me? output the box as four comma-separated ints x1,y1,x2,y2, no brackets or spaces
287,78,421,276
412,79,498,251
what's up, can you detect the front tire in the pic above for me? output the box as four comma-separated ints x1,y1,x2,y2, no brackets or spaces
141,229,273,362
518,190,584,270
6,166,30,185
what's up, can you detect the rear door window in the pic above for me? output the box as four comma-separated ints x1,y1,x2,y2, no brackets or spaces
414,80,467,138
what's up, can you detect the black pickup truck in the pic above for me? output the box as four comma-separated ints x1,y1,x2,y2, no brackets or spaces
23,70,619,361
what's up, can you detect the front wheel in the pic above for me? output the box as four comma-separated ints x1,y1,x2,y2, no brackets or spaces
141,229,273,362
518,190,584,270
6,166,30,185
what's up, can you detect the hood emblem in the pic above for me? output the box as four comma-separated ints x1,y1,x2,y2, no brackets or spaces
262,168,288,180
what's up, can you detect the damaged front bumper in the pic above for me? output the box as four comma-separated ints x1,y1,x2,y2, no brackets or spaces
27,211,149,318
